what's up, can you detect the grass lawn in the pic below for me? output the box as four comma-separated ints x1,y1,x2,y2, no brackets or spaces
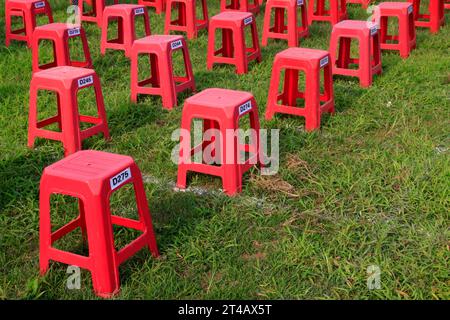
0,0,449,299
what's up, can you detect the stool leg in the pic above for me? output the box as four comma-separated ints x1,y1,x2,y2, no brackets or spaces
287,5,298,47
186,0,197,39
62,92,82,156
337,37,351,69
182,45,196,92
25,10,36,48
235,26,247,74
222,122,240,195
265,64,282,120
274,8,285,34
223,28,234,58
176,114,193,188
132,167,159,257
305,68,320,131
159,53,177,108
85,196,120,298
27,83,39,149
324,63,335,113
93,76,110,140
261,5,272,46
282,69,298,107
5,7,11,47
39,183,52,275
359,38,372,87
251,22,262,63
78,199,88,242
206,25,216,70
130,50,139,103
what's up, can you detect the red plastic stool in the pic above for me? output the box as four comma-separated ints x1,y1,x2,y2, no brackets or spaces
130,35,196,109
346,0,371,9
220,0,261,15
78,0,119,27
329,20,382,87
373,2,416,59
176,88,262,196
265,48,334,131
164,0,208,39
262,0,309,47
5,0,53,48
28,66,110,156
101,4,151,58
138,0,165,14
445,0,450,10
39,150,159,298
207,12,262,75
308,0,347,25
32,23,92,73
408,0,445,34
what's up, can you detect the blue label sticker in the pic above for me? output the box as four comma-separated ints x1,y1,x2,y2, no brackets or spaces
171,39,183,50
134,7,145,15
34,1,45,8
320,56,329,68
68,27,80,37
239,101,252,116
78,75,93,88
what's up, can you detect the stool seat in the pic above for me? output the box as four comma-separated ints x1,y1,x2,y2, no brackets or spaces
278,47,329,61
185,88,254,115
34,66,94,82
45,151,134,183
213,11,252,21
104,3,144,13
33,22,69,33
334,20,378,32
378,2,412,10
133,34,184,48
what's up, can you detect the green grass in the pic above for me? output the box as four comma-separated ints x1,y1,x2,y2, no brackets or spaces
0,0,449,300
